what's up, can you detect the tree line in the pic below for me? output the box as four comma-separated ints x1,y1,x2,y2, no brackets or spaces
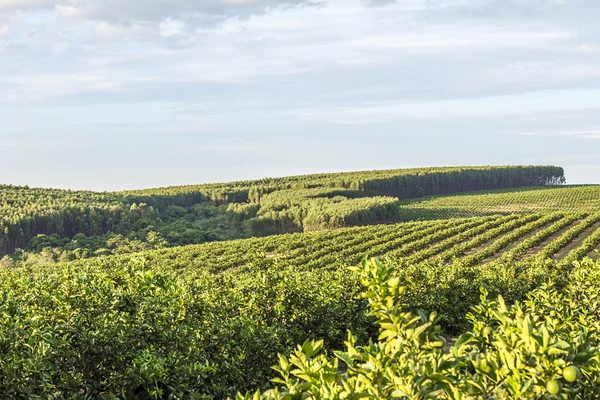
0,165,565,256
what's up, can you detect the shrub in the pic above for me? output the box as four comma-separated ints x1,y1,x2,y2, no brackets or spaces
238,258,600,399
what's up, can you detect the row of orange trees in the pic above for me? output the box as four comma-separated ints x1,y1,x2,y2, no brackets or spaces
1,232,595,397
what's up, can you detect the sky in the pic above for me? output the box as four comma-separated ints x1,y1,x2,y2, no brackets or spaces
1,0,599,191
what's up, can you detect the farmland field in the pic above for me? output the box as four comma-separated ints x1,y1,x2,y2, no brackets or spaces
2,165,600,398
398,185,600,220
62,210,600,276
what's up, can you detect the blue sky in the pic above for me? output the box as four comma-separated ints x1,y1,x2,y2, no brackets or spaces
1,0,599,190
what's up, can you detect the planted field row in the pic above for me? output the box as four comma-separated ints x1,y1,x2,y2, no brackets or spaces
4,211,600,398
399,185,600,220
68,211,600,280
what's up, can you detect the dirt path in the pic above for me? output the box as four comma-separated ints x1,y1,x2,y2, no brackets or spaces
554,221,600,261
460,217,539,257
517,219,584,261
481,218,559,263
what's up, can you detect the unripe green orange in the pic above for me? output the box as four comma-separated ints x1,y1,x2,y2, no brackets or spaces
563,366,579,383
482,327,493,336
546,379,560,395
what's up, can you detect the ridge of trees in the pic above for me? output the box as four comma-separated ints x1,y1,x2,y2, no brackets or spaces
0,165,564,257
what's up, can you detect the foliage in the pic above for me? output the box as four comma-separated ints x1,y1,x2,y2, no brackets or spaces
1,217,599,398
122,165,565,207
0,253,372,398
238,258,600,400
399,185,600,220
0,165,565,257
2,203,254,266
252,191,399,235
0,231,595,399
18,210,597,277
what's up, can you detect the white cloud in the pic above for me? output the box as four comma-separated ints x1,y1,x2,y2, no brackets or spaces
0,0,50,10
159,18,185,38
1,0,319,20
0,9,23,36
560,128,600,139
0,73,122,103
95,21,144,40
55,4,80,19
0,0,599,108
348,30,572,51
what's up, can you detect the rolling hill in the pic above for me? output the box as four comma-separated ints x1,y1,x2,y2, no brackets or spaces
3,164,600,398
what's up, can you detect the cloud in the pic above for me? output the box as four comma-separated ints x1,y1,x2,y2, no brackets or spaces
0,9,23,36
1,0,320,21
365,0,396,6
560,128,600,139
2,0,600,189
0,0,49,10
95,21,145,40
159,18,185,38
1,0,599,108
0,73,122,103
516,132,540,136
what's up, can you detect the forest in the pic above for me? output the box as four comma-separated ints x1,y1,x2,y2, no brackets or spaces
3,164,600,399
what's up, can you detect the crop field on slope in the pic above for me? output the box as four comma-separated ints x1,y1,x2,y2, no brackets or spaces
4,210,600,398
7,166,600,399
398,185,600,220
67,210,600,277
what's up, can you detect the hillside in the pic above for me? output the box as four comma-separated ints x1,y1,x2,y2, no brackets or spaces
2,209,600,397
398,185,600,220
0,165,563,260
5,165,600,398
61,210,600,275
